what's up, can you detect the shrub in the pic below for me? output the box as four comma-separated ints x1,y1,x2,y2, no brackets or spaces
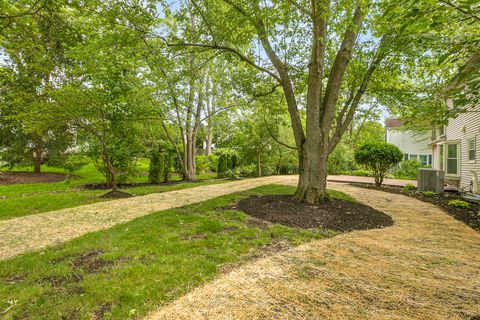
195,155,207,173
403,183,416,191
328,142,355,175
62,154,89,177
423,191,436,197
224,169,240,180
206,154,219,172
392,159,421,179
448,200,470,209
148,145,174,184
216,150,238,178
354,142,403,186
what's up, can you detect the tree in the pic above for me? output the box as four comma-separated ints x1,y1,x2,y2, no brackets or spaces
0,0,75,173
160,0,425,203
354,142,403,186
48,1,153,191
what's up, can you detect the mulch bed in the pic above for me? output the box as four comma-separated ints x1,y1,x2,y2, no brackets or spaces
352,183,480,232
100,190,133,198
0,171,69,185
237,195,393,232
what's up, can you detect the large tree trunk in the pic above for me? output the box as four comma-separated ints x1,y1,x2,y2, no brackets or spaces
183,132,197,181
294,137,329,204
33,148,42,174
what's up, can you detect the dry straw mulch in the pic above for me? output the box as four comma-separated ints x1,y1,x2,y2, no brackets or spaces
146,183,480,320
0,176,291,260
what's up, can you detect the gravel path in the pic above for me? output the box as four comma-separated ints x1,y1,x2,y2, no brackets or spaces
146,183,480,320
0,176,292,260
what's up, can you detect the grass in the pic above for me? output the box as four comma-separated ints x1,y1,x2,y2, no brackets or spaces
0,161,225,220
0,185,344,319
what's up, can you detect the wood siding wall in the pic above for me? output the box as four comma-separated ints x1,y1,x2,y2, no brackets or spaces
445,104,480,190
386,129,432,157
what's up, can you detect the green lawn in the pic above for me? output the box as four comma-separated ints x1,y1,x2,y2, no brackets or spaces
0,162,224,220
0,185,343,319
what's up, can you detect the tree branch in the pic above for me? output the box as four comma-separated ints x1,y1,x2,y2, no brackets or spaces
0,0,47,19
321,5,364,128
167,42,281,82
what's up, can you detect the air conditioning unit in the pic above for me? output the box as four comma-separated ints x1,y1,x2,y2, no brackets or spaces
417,169,445,194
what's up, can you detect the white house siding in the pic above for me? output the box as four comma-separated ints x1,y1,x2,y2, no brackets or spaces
443,104,480,190
386,129,432,164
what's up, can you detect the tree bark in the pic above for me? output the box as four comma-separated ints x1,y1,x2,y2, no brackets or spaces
294,137,330,203
33,148,42,174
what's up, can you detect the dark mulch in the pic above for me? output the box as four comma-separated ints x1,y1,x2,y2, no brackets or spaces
352,183,480,232
237,195,393,232
99,190,133,198
0,171,69,185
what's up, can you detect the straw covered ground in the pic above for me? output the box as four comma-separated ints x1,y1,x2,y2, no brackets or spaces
0,176,291,260
146,183,480,320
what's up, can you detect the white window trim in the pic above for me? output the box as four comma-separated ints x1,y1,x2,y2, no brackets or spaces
438,141,461,177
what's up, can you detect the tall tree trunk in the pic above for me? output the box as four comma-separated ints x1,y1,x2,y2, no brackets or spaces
183,132,197,181
205,127,213,156
294,137,329,203
33,148,42,174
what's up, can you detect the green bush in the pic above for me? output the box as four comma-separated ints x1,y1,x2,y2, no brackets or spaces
392,159,421,179
354,142,403,186
328,143,355,175
448,200,470,209
206,154,219,172
148,144,174,184
423,191,436,197
403,183,416,191
195,155,207,173
61,154,89,177
216,150,238,178
224,168,240,180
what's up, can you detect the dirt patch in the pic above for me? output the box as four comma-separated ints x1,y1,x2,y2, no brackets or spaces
99,190,133,199
352,183,480,231
237,195,393,232
1,273,27,285
41,273,82,288
72,250,115,273
92,302,112,319
0,171,69,185
182,234,208,240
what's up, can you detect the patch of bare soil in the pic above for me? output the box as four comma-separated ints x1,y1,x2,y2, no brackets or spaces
353,183,480,231
0,171,69,185
237,195,393,232
99,190,133,199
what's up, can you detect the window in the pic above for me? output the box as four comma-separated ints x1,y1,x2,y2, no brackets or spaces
468,138,476,162
410,155,418,160
428,155,433,165
404,154,409,161
419,155,428,166
446,143,459,175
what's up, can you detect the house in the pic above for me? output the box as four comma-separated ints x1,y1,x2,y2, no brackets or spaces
385,118,433,166
429,103,480,191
